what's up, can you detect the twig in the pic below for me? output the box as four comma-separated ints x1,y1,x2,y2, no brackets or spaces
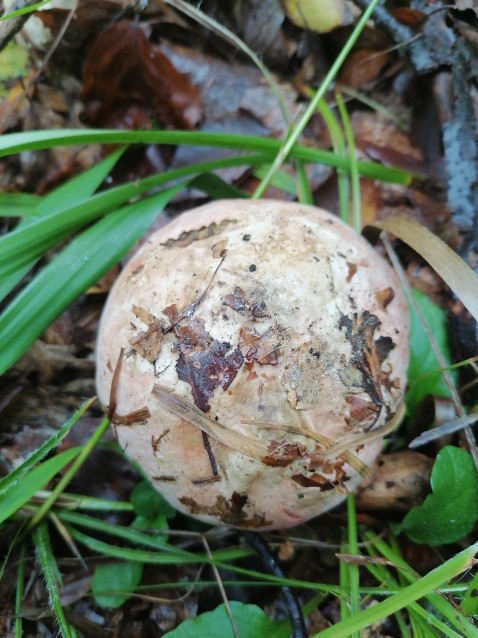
242,531,306,638
0,0,39,53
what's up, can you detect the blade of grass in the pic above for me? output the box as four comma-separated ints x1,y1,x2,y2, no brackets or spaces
366,532,477,634
65,525,252,566
32,522,72,638
33,491,134,512
15,543,26,638
336,92,361,233
315,97,349,222
0,447,81,525
0,150,124,303
0,129,412,184
315,540,478,638
253,0,382,197
0,0,52,21
361,541,447,637
28,417,111,528
346,494,360,638
339,540,350,622
32,149,124,221
0,153,266,278
0,397,95,496
0,184,180,373
0,192,41,216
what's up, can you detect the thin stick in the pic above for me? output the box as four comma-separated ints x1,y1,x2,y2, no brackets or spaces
243,531,306,638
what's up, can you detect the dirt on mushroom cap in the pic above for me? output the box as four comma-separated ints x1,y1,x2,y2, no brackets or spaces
96,199,409,530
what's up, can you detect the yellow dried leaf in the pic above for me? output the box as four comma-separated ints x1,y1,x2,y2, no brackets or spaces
374,217,478,324
283,0,352,33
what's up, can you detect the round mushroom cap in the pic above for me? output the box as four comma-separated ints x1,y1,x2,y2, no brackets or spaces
96,199,409,530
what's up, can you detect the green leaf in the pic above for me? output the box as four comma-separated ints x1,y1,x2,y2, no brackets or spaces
131,513,169,532
406,288,454,414
0,150,123,304
461,571,478,615
33,522,72,638
131,480,176,519
0,447,81,525
0,185,180,374
400,446,478,545
0,42,29,84
188,173,246,199
0,192,40,216
163,601,289,638
0,128,412,184
92,561,143,608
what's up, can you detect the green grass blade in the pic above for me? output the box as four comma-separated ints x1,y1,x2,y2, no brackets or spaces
253,0,382,197
316,97,349,222
0,447,81,525
0,0,52,21
0,151,124,302
0,153,266,277
0,185,180,374
15,543,26,638
336,92,361,232
32,522,72,638
65,524,251,566
32,148,124,220
0,192,41,216
29,418,111,528
316,541,478,638
345,494,360,637
0,398,95,496
0,129,412,184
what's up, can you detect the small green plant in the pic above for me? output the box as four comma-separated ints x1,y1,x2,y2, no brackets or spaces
406,288,456,414
399,446,478,545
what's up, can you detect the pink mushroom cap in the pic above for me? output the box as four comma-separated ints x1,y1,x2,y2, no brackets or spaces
96,200,409,529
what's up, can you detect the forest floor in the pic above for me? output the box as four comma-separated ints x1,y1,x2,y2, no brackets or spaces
1,1,478,637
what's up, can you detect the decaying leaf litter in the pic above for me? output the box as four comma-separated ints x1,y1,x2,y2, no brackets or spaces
1,0,478,636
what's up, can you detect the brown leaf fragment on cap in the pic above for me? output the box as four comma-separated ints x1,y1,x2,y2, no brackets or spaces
346,395,381,427
212,239,228,258
375,287,395,310
262,440,304,466
346,262,358,283
129,306,164,363
239,323,284,365
224,288,271,318
163,303,181,324
224,287,247,313
175,318,243,411
291,473,337,491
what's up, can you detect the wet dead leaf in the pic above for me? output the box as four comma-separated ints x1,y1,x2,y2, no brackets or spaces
355,451,433,511
129,305,164,363
339,49,389,90
82,20,202,130
174,318,243,412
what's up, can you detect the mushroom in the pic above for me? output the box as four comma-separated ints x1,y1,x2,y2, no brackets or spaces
96,200,409,530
